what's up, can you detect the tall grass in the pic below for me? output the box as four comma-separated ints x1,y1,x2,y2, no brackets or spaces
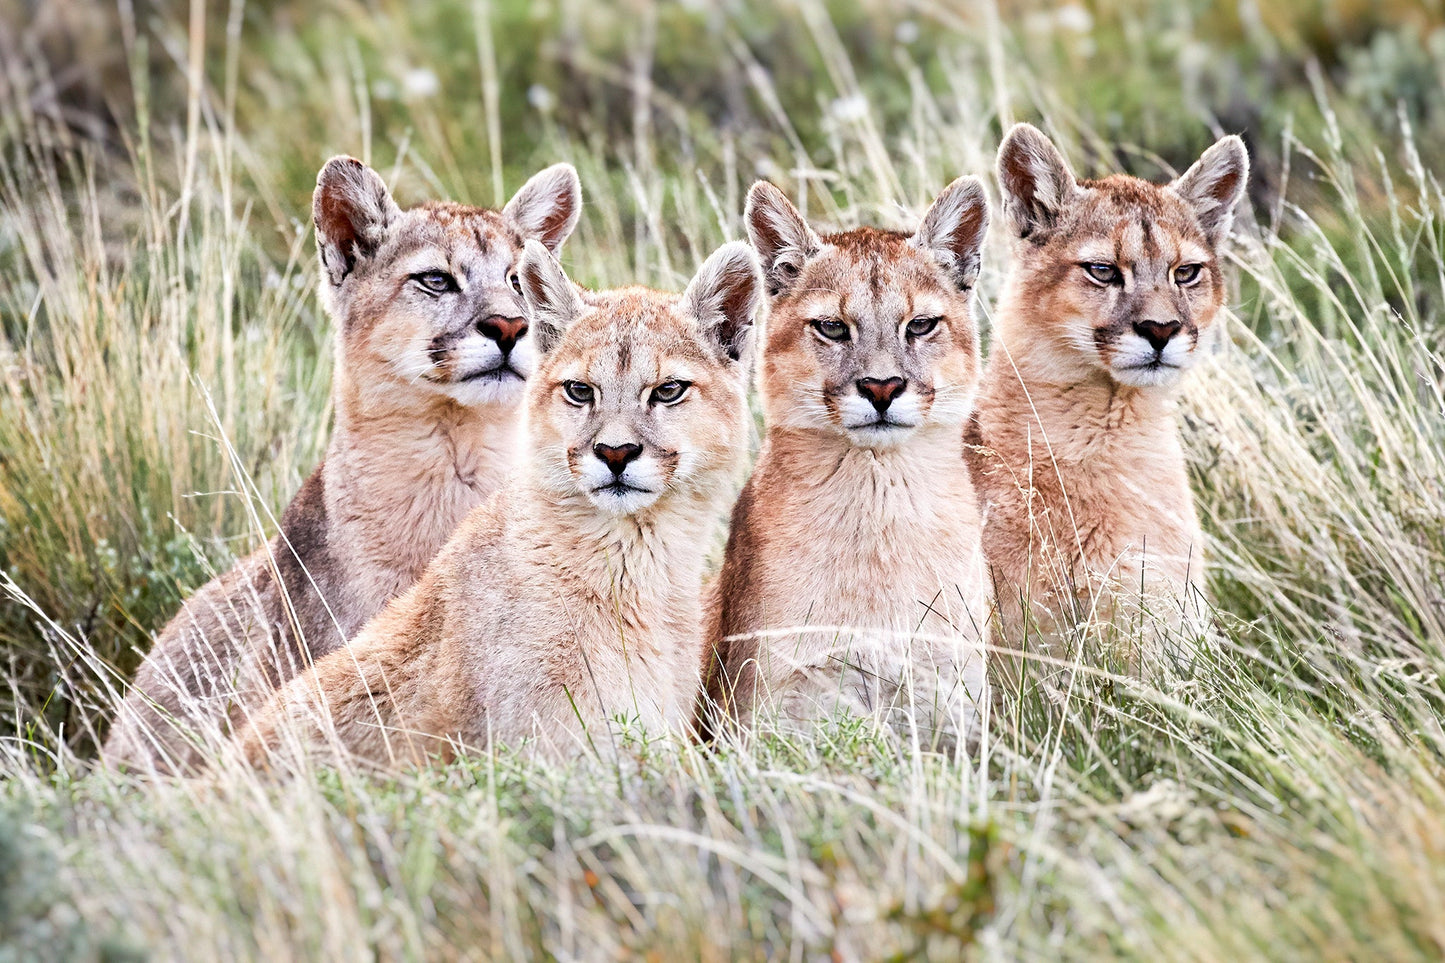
2,0,1444,958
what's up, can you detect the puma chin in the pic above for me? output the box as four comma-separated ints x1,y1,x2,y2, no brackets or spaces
836,389,927,447
577,454,670,515
431,337,534,407
1084,312,1200,389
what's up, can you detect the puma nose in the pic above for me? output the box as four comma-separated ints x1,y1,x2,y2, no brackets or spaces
1133,319,1182,353
593,442,643,476
855,377,907,413
477,315,529,355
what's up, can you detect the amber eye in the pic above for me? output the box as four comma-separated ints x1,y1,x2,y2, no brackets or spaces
650,380,691,405
413,270,457,293
812,318,850,342
1083,263,1121,285
1174,263,1203,285
509,271,523,296
562,381,594,405
906,316,941,338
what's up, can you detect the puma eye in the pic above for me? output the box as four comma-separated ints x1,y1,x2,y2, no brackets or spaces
509,272,523,296
1174,263,1203,285
650,380,692,405
413,271,457,293
906,316,941,338
562,381,594,405
811,318,850,342
1083,263,1121,285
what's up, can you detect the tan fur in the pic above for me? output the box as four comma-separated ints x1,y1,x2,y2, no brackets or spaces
966,124,1248,669
704,179,991,747
236,241,759,769
104,159,582,773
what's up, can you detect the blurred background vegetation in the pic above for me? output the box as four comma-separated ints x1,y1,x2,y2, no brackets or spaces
12,0,1445,211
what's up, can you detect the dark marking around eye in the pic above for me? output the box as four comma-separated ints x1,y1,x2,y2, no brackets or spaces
1174,263,1203,285
650,380,692,405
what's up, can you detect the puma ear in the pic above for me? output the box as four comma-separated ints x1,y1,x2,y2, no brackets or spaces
680,241,763,364
516,239,585,355
313,156,401,286
996,123,1077,239
503,163,583,255
1170,135,1249,246
744,181,822,297
910,176,990,291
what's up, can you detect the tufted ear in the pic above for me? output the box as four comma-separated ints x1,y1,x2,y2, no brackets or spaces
744,181,822,297
680,241,763,364
1170,135,1249,246
313,156,401,286
996,123,1077,239
503,163,583,255
910,175,990,291
516,239,585,355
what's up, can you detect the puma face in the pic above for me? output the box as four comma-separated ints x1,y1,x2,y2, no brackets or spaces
516,239,760,515
745,177,989,448
313,157,582,407
996,123,1249,389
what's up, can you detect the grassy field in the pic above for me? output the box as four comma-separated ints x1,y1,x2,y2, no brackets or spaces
2,0,1445,958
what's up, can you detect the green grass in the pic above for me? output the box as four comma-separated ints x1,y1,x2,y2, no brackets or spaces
3,0,1445,958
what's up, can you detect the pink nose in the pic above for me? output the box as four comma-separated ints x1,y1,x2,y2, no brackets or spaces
477,315,529,354
855,377,907,413
1133,319,1181,352
593,442,642,476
